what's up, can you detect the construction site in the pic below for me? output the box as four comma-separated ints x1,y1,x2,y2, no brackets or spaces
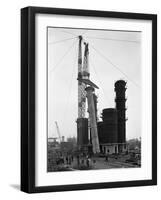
47,31,141,172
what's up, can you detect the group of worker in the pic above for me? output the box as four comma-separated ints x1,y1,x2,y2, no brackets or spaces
76,154,96,168
55,152,98,169
55,154,74,166
65,155,74,165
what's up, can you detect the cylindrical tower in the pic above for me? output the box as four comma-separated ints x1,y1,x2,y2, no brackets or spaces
86,86,100,154
115,80,127,143
89,93,98,144
77,118,89,147
93,93,98,121
98,108,118,144
102,108,118,124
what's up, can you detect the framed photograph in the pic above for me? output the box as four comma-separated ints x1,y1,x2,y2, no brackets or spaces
21,6,157,193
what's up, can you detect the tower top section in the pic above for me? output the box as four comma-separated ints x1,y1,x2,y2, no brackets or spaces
115,80,126,88
78,35,83,41
115,80,127,91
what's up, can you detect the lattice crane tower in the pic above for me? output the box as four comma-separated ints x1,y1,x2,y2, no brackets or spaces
77,36,87,118
77,36,100,153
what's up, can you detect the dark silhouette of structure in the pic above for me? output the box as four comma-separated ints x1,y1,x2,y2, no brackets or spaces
98,108,118,144
77,80,128,154
77,118,88,147
115,80,127,144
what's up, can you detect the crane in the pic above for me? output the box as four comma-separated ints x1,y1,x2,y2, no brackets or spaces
77,36,86,118
55,121,62,143
77,38,100,154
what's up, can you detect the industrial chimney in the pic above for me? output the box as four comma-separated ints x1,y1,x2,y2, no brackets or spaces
115,80,127,144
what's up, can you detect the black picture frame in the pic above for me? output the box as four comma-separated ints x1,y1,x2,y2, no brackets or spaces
21,6,157,193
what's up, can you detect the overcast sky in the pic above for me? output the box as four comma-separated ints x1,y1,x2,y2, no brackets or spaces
48,27,141,140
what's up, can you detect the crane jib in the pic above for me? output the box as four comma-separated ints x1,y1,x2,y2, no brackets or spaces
77,77,99,89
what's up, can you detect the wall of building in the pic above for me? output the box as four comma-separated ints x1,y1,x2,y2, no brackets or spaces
98,108,118,144
97,80,127,146
98,122,118,144
101,144,119,154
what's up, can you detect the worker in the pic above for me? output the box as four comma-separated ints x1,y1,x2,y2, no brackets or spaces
66,156,68,165
81,159,84,164
71,155,74,162
77,155,80,166
93,159,96,168
105,150,109,162
68,156,71,165
86,155,90,168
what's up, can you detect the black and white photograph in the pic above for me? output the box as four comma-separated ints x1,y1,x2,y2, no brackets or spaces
20,6,157,193
47,27,142,172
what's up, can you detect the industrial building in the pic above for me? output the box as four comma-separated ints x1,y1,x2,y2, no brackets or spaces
77,80,128,155
98,80,128,154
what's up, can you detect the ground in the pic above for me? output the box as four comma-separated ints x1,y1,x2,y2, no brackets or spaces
48,154,140,172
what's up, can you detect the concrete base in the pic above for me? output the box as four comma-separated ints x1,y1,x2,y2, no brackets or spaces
77,143,128,155
100,143,128,154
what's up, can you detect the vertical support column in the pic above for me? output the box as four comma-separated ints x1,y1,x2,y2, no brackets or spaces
86,86,100,154
93,93,98,121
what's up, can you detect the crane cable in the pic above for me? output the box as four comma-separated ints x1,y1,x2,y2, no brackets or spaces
61,43,78,134
85,36,140,44
50,39,78,73
60,30,78,36
60,29,88,37
90,59,111,106
89,42,140,88
48,36,77,45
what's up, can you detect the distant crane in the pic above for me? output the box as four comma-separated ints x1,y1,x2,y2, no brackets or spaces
55,121,62,143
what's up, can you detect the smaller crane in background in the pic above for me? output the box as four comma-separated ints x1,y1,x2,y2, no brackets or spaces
55,121,62,143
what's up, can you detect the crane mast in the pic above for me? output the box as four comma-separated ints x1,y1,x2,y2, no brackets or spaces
77,36,100,154
78,36,86,118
